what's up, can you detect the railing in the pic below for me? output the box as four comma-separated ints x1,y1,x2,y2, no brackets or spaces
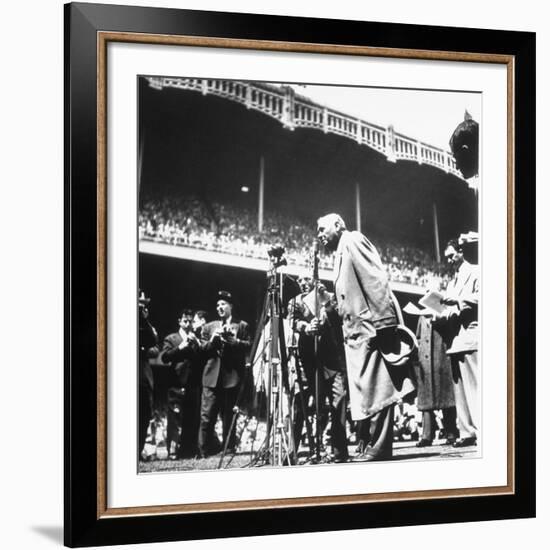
139,237,433,295
146,77,464,180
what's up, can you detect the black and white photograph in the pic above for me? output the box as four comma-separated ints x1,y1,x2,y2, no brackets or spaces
137,76,481,474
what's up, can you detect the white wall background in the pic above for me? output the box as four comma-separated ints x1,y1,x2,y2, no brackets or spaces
0,0,545,548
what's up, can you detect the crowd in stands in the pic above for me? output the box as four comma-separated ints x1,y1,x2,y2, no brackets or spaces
379,241,451,289
139,196,451,289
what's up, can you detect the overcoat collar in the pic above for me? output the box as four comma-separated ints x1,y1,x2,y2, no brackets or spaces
333,231,347,283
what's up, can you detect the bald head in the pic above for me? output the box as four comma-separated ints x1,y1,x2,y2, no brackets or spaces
317,213,347,251
317,213,346,229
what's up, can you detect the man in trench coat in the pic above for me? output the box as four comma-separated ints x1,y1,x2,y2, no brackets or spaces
317,214,415,460
413,314,458,446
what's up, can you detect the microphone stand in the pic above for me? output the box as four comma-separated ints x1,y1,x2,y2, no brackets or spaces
288,297,316,461
312,241,322,462
249,256,293,467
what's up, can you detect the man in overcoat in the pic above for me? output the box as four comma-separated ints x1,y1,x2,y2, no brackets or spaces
413,314,458,446
198,291,251,457
438,238,479,447
317,214,414,460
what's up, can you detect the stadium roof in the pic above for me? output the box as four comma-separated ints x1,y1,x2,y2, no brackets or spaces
146,77,467,181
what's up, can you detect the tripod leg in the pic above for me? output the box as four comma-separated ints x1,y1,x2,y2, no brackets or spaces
218,407,254,469
314,360,322,460
292,358,316,458
280,417,294,466
224,413,256,469
290,385,303,461
218,403,239,469
217,366,254,468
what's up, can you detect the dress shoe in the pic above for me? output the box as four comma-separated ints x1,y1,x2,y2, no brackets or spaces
358,452,391,462
416,439,433,448
452,436,477,447
332,452,349,463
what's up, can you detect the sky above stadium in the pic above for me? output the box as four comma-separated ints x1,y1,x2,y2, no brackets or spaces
283,83,481,152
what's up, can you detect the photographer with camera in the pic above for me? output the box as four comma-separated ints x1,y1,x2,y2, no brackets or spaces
198,291,251,458
267,244,287,268
138,290,159,460
161,309,203,459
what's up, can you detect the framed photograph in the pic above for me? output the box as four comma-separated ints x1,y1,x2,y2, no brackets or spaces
64,2,535,547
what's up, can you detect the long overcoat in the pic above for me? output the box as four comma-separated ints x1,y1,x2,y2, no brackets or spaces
333,231,415,420
413,316,455,411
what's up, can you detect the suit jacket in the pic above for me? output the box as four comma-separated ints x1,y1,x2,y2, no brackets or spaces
287,291,346,376
139,318,158,390
161,330,202,388
442,260,479,354
333,230,414,419
201,318,251,389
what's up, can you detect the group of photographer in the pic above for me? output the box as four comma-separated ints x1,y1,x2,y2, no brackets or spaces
139,291,251,461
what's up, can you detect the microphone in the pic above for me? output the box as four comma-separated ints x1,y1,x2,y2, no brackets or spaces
311,240,320,291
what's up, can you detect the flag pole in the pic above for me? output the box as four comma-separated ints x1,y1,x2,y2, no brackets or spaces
258,156,265,232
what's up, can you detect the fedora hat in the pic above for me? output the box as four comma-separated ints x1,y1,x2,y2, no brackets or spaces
217,290,234,305
378,325,417,367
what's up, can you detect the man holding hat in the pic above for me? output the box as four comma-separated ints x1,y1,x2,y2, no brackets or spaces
198,291,251,458
317,214,415,461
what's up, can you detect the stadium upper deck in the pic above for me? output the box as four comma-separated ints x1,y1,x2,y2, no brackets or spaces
138,76,477,295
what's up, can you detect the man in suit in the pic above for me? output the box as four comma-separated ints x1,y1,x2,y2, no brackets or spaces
138,290,159,460
438,238,479,447
287,273,349,462
198,291,251,457
161,309,203,459
317,214,415,461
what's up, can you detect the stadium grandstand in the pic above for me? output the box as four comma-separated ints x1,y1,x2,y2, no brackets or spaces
139,195,452,289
